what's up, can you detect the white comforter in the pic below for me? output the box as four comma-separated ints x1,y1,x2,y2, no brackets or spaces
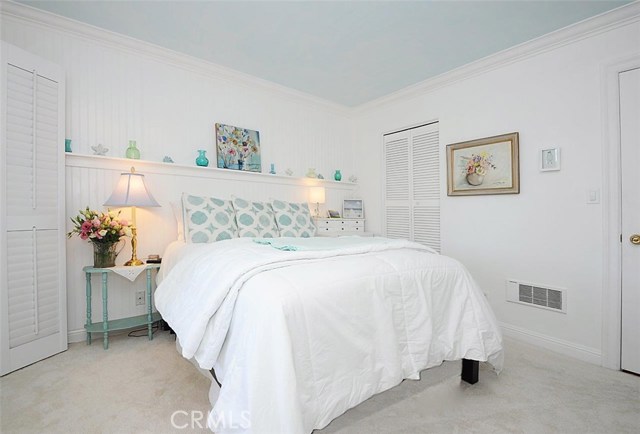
155,237,503,433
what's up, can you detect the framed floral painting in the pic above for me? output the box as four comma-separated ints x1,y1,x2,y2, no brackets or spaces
446,132,519,196
215,123,261,172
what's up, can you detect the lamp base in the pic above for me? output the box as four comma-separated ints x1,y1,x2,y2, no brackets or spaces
124,258,144,266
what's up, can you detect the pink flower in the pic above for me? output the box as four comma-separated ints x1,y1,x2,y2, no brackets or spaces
119,220,128,226
80,233,88,240
92,218,100,228
81,221,92,231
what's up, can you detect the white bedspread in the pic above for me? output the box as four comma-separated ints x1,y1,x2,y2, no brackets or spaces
155,237,503,433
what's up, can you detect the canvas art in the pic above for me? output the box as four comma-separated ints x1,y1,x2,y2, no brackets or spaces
215,123,261,172
447,132,519,196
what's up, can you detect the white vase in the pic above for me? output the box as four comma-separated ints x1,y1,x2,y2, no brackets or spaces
466,173,485,186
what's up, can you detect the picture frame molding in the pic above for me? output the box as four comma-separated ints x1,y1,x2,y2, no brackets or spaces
446,132,520,196
342,199,364,219
540,147,561,172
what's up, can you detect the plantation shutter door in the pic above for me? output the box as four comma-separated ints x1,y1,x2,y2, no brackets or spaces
6,65,59,229
411,124,440,252
1,43,67,376
383,122,440,251
384,130,411,239
7,230,60,348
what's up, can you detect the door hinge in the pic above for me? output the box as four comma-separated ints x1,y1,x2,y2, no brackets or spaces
620,234,623,243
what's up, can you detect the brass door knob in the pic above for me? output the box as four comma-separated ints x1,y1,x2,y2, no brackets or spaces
631,234,640,245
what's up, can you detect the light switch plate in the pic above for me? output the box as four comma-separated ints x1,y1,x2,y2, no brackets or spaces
586,189,600,204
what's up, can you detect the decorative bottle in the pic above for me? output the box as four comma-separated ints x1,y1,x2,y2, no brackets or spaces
334,169,342,181
196,150,209,167
126,140,140,159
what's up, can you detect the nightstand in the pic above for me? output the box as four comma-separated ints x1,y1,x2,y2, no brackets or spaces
83,263,162,349
313,217,370,237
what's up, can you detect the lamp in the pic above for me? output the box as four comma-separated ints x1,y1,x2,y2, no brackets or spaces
104,167,160,266
309,186,326,218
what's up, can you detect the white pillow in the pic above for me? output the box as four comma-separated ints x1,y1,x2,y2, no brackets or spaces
170,201,184,241
270,199,317,238
232,197,280,238
182,193,238,243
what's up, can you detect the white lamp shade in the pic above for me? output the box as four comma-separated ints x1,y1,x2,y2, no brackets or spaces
104,168,160,207
309,186,326,204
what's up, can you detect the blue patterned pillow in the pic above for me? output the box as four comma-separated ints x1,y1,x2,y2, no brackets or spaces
182,193,238,243
270,200,316,238
232,197,279,238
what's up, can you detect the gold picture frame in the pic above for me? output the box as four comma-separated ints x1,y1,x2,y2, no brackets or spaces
446,132,520,196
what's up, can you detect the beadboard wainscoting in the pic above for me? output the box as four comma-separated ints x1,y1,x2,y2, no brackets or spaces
65,154,359,342
1,2,356,181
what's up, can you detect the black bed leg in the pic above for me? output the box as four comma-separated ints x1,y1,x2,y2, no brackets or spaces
461,359,479,384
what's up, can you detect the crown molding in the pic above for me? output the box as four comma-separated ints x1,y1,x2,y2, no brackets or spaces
2,1,638,117
0,1,352,117
353,1,640,115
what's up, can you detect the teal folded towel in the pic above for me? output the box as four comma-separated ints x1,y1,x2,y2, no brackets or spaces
253,236,388,251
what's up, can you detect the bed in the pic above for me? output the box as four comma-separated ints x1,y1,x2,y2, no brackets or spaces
155,235,504,434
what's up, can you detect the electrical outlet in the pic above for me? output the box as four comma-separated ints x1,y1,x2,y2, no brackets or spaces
135,291,145,306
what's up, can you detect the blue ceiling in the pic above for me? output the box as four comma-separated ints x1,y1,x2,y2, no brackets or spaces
17,1,631,106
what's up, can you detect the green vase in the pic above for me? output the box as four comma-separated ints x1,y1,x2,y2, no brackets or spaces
196,150,209,167
126,140,140,159
334,170,342,181
92,241,118,268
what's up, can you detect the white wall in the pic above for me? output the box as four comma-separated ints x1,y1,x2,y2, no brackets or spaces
353,17,640,363
1,4,359,341
3,2,638,361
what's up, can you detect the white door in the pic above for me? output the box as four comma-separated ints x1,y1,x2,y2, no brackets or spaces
0,43,67,376
620,67,640,375
383,122,440,251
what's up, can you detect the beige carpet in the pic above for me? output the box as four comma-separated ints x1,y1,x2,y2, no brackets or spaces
1,331,638,433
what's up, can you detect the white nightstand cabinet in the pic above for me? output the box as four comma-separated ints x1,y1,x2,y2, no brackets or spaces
313,218,370,237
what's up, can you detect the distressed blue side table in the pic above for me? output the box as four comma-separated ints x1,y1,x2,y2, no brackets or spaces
83,263,162,349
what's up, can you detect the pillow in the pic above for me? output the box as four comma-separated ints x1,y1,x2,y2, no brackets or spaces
231,197,280,238
182,193,238,243
170,201,184,241
270,199,317,238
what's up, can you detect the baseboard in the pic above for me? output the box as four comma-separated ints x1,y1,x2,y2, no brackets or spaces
68,329,87,344
499,322,602,366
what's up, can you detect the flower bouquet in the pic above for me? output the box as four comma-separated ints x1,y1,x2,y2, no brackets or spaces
464,153,496,186
67,207,133,268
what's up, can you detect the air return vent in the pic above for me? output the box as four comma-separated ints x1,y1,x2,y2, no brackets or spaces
506,280,566,313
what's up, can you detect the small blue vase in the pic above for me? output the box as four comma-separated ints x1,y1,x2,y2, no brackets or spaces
196,150,209,167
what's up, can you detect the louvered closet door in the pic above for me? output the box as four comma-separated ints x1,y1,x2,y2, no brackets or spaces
1,43,66,376
6,65,59,230
7,230,60,348
383,123,440,251
411,124,440,251
384,131,411,239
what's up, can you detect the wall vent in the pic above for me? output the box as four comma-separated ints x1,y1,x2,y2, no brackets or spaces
506,280,566,313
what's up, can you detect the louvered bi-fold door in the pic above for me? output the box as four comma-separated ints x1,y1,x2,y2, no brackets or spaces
1,43,67,376
383,123,440,251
